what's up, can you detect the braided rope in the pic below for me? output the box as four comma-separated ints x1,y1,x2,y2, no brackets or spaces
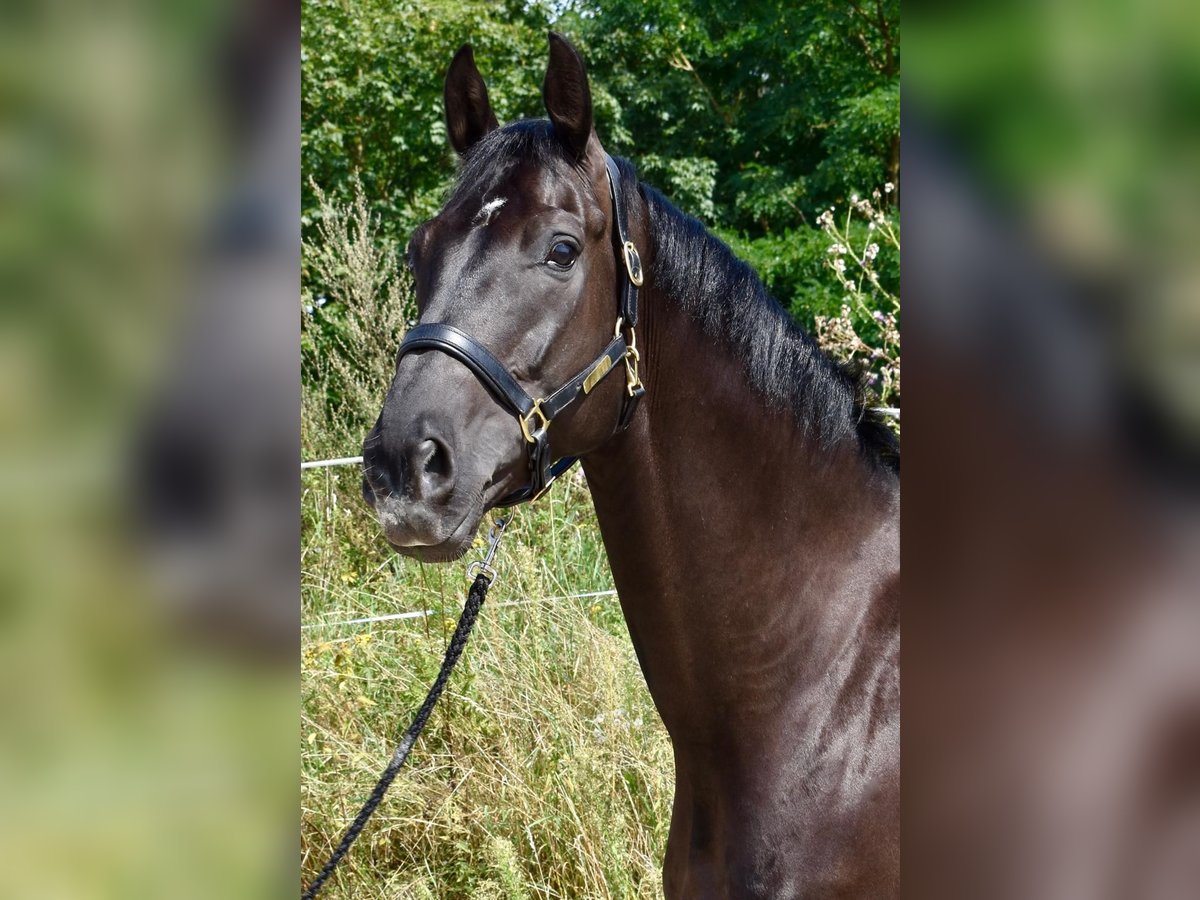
302,573,492,899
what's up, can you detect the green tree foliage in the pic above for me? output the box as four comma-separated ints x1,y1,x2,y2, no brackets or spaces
302,0,898,349
301,0,551,263
561,0,898,322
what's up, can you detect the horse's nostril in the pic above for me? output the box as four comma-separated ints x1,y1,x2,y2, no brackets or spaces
421,438,452,480
409,436,454,500
364,431,455,503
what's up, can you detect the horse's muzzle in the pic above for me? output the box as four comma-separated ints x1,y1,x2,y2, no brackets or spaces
360,422,479,557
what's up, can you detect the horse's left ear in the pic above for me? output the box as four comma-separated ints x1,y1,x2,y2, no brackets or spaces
543,32,593,161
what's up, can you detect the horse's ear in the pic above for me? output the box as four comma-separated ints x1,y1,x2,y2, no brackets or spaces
444,44,498,157
542,32,593,161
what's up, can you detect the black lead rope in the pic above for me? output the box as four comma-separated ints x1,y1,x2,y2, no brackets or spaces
302,520,508,899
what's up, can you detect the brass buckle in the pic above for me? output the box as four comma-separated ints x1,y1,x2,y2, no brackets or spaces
518,399,549,444
622,241,644,287
623,328,643,396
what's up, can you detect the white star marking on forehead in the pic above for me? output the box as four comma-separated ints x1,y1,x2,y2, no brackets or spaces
473,196,507,226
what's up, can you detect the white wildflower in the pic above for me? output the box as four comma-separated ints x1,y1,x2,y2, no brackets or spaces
865,243,880,261
884,182,894,193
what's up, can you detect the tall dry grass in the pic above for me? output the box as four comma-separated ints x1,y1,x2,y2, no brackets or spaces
302,177,413,457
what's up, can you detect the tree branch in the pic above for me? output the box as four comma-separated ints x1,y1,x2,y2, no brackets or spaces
875,0,897,76
845,1,887,74
669,47,733,125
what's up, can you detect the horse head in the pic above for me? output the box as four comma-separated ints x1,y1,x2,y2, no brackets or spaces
362,34,639,560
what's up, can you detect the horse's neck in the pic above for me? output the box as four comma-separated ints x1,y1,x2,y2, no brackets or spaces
581,283,898,744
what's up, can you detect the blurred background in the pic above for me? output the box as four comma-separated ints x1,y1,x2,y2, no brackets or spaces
904,1,1200,897
0,0,297,896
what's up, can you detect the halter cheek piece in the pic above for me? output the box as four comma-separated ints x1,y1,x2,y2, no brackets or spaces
395,154,646,507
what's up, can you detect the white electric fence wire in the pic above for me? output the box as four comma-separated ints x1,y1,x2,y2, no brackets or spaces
301,455,364,470
302,589,618,635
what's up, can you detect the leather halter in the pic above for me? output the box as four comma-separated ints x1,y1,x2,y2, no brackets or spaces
395,154,646,507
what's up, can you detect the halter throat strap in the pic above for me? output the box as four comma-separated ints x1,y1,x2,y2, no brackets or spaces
395,153,645,506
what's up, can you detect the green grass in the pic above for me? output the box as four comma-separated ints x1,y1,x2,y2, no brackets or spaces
300,463,673,898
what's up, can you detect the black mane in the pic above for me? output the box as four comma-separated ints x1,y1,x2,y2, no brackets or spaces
628,163,899,473
454,121,899,473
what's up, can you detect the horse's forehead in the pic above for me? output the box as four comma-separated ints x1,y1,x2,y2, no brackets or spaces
472,195,507,227
457,160,606,235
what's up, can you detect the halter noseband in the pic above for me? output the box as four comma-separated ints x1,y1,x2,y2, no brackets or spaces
395,154,646,507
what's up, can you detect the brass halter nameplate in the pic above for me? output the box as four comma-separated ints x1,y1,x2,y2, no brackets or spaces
582,355,613,394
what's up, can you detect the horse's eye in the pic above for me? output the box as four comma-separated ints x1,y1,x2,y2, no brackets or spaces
546,241,578,270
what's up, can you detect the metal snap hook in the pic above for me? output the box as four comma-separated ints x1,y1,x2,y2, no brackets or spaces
465,513,511,584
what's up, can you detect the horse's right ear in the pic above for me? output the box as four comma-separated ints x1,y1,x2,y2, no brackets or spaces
444,44,498,157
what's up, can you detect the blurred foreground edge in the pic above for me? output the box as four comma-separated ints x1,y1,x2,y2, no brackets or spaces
901,103,1200,899
132,0,300,658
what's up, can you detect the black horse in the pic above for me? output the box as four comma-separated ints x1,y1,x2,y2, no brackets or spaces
363,33,900,899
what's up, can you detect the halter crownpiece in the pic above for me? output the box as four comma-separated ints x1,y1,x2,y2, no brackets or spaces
395,153,646,506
